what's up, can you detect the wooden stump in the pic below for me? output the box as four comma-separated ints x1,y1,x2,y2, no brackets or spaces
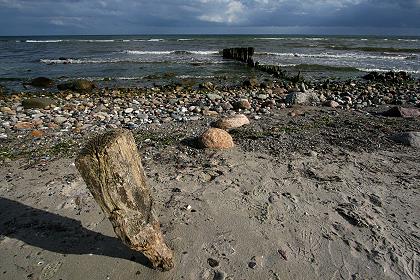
75,129,174,271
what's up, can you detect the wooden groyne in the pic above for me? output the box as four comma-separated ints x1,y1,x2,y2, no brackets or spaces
222,47,303,83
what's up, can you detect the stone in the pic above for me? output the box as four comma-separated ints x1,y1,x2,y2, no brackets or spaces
286,90,320,105
207,93,222,101
0,107,15,115
214,114,250,130
382,107,420,118
14,122,33,130
31,130,44,138
200,128,234,149
325,100,340,108
199,82,214,90
124,108,134,114
57,79,96,92
207,258,219,268
391,132,420,148
29,77,54,88
233,99,251,110
22,98,55,109
54,116,67,125
213,270,226,280
243,78,259,88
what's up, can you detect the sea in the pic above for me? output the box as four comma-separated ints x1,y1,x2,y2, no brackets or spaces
0,35,419,91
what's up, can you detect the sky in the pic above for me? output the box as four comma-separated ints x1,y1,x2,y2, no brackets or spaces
0,0,419,36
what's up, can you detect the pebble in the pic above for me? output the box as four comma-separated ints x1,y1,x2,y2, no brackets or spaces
124,108,134,114
213,270,226,280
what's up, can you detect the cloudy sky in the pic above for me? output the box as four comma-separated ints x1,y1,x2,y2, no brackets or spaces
0,0,419,35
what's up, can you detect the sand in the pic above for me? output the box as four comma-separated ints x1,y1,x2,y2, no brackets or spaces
0,107,419,280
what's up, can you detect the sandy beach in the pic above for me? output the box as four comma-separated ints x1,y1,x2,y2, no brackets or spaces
0,74,419,280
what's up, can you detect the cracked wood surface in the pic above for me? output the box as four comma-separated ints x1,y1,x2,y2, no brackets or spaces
75,129,174,271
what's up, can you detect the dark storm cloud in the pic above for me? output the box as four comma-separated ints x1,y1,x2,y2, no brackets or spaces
0,0,419,35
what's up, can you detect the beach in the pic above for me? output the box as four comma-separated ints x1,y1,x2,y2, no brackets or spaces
0,36,420,280
0,70,419,279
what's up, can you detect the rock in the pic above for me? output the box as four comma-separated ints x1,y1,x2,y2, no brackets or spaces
207,258,219,268
14,122,33,130
199,82,214,90
243,78,259,88
382,107,420,118
124,108,134,114
248,256,263,269
207,93,222,101
29,77,54,88
325,100,340,108
200,128,234,149
214,114,250,130
31,130,44,138
0,107,15,115
233,99,251,110
22,97,55,109
0,84,6,95
213,270,226,280
203,110,219,117
362,71,412,83
53,116,67,125
57,79,96,92
391,132,420,148
286,90,320,105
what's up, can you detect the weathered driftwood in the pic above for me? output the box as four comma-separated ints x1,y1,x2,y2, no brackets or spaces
75,129,174,271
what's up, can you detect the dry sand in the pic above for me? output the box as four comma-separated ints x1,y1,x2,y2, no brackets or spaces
0,107,419,280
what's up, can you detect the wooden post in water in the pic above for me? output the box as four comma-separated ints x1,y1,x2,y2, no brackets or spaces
75,129,174,271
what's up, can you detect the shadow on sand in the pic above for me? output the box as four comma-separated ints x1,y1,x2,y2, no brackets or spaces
0,196,152,268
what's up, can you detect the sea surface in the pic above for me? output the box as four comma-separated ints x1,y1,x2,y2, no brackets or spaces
0,35,419,91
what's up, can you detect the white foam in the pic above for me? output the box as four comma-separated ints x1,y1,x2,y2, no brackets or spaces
148,39,165,42
357,68,420,74
123,50,218,55
25,40,63,43
124,50,172,55
255,52,412,61
397,39,418,42
178,39,193,41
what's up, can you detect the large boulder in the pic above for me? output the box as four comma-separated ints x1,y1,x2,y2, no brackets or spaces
199,128,234,149
29,77,54,88
286,90,320,105
391,132,420,148
382,106,420,118
58,79,96,92
22,97,55,109
214,114,250,130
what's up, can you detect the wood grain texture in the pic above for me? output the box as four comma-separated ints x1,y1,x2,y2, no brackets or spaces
75,129,174,271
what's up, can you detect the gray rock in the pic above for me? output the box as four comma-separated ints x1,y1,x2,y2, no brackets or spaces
29,77,54,88
22,98,55,109
57,79,96,92
213,270,226,280
53,116,67,125
124,108,134,114
392,132,420,148
207,93,222,101
286,90,320,105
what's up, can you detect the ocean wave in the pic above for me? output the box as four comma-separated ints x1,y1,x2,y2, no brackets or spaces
255,51,415,61
177,75,216,79
123,50,219,55
397,39,418,42
24,40,64,43
40,57,225,65
327,46,420,53
177,39,193,41
254,37,327,41
357,68,420,74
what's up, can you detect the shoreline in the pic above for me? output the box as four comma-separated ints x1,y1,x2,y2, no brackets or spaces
0,74,419,279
